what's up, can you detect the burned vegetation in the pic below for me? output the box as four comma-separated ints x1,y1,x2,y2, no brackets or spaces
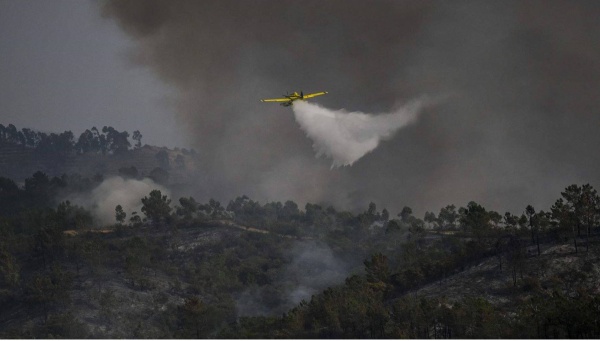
1,126,600,338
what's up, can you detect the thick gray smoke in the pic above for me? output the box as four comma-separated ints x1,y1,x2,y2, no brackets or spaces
68,176,170,226
293,99,427,167
102,0,600,215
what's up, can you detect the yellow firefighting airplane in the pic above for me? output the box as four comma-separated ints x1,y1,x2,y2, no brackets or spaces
260,91,328,107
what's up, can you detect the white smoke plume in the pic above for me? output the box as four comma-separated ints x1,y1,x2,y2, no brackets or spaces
68,176,170,226
283,241,350,304
292,98,429,167
235,241,352,316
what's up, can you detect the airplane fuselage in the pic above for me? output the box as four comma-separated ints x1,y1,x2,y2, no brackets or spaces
260,90,327,106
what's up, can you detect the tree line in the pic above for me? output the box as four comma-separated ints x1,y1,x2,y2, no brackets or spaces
0,123,142,154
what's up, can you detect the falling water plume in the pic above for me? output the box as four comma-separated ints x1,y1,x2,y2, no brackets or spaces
292,98,429,167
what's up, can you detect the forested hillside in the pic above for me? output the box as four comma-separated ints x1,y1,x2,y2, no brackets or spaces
0,126,599,338
0,124,198,184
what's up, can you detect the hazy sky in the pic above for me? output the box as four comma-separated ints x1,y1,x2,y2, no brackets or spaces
0,0,186,147
2,0,600,216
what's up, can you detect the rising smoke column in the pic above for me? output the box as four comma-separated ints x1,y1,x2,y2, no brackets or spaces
293,99,428,167
67,176,170,226
102,0,600,215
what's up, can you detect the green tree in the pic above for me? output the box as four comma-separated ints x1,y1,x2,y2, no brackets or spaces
115,205,126,224
524,205,541,255
364,253,391,293
21,127,38,147
54,201,92,230
424,211,437,229
204,198,229,220
551,185,598,237
488,210,502,228
132,130,142,148
504,212,518,231
75,129,95,154
438,204,458,230
409,218,426,239
550,184,599,253
102,126,130,154
367,202,377,217
141,190,172,225
381,208,389,222
90,126,107,154
281,200,300,221
399,206,413,224
129,211,143,228
460,201,491,239
176,196,199,221
56,131,75,152
580,184,599,250
385,220,402,234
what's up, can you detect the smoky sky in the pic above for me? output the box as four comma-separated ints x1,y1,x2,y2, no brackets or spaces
102,0,600,216
0,0,186,148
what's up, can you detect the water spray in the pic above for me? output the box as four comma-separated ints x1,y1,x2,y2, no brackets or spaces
292,98,429,167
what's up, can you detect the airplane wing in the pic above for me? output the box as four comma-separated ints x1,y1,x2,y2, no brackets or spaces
261,98,290,102
302,91,328,99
